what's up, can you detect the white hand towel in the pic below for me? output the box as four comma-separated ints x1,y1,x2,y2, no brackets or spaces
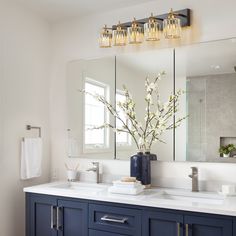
21,138,42,180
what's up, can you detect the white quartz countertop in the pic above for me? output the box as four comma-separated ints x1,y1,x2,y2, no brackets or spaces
24,182,236,217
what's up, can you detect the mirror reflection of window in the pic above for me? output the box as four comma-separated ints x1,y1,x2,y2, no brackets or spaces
84,78,109,150
116,90,131,147
67,57,115,159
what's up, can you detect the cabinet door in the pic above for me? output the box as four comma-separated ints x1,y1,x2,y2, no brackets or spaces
57,200,88,236
143,210,184,236
184,215,232,236
27,194,57,236
233,218,236,236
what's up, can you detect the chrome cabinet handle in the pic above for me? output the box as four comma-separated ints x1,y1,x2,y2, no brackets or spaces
50,206,56,229
185,224,189,236
56,207,63,231
177,222,180,236
101,215,128,224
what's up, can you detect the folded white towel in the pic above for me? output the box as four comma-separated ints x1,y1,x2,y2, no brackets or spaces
108,185,144,195
113,180,142,188
21,138,42,180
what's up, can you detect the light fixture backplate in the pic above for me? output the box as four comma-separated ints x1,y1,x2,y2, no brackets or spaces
111,8,191,31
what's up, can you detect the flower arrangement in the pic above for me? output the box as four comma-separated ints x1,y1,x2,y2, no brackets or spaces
82,72,186,152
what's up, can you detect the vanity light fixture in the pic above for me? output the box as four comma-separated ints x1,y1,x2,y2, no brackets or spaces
163,8,182,39
113,22,127,46
127,18,144,44
99,25,112,48
144,13,160,41
99,8,191,48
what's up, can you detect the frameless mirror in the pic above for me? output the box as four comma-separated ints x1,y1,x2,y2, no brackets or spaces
66,38,236,163
66,57,115,159
175,38,236,162
115,49,174,161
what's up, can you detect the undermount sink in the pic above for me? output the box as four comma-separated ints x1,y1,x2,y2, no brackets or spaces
48,182,225,205
150,190,225,205
50,182,108,195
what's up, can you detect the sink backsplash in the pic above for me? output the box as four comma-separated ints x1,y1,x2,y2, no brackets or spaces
53,158,236,192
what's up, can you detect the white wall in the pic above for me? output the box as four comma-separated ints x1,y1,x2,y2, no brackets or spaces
50,0,236,190
0,1,52,236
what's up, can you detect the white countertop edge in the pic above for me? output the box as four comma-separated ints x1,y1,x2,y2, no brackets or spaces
24,182,236,217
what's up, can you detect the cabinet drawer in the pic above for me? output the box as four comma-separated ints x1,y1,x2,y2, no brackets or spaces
89,204,141,236
89,229,129,236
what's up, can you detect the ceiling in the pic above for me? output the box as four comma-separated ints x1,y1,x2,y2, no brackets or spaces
14,0,153,22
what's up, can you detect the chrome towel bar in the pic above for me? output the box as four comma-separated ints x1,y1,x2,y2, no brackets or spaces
26,125,41,138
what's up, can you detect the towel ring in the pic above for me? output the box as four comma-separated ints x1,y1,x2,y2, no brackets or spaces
26,125,41,138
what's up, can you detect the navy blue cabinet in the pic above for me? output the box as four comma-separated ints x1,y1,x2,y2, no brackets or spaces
89,204,141,236
27,194,57,236
143,210,184,236
26,193,235,236
89,229,129,236
184,215,232,236
233,219,236,236
143,209,233,236
26,194,88,236
57,200,88,236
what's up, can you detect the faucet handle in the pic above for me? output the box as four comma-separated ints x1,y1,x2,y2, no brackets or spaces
92,162,99,167
189,167,198,179
191,167,198,173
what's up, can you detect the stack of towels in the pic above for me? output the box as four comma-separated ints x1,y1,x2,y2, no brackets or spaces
108,177,144,195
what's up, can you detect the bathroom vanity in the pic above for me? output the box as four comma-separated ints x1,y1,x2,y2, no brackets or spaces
25,182,236,236
33,37,236,236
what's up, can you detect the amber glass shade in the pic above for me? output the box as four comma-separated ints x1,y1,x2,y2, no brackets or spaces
144,14,160,41
163,9,181,39
99,25,112,48
113,24,127,46
128,19,144,44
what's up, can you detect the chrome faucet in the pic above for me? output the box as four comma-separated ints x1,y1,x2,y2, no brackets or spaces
188,167,199,192
87,162,100,184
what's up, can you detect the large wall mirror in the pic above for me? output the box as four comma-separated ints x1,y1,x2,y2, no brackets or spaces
66,38,236,162
175,38,236,162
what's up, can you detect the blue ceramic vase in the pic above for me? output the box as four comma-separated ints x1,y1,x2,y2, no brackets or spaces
130,152,153,186
130,152,143,182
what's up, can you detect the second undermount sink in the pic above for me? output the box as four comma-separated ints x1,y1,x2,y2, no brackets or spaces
150,189,225,205
50,182,108,195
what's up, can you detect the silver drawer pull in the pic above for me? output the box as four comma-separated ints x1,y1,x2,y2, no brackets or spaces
185,224,189,236
50,206,56,229
101,215,128,224
177,222,180,236
56,207,63,231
